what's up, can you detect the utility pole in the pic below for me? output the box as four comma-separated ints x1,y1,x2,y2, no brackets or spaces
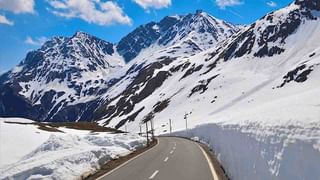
169,119,172,135
184,112,188,136
150,119,155,141
139,125,142,136
146,121,149,146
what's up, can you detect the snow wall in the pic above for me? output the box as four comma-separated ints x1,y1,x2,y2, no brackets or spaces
174,122,320,180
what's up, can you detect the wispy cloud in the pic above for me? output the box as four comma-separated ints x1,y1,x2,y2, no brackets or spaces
228,9,244,19
25,36,48,46
0,14,13,25
47,0,132,26
133,0,171,10
0,0,35,26
0,0,35,14
215,0,243,9
267,1,277,7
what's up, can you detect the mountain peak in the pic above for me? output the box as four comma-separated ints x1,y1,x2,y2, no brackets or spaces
0,31,124,120
195,9,204,15
117,11,239,62
72,31,93,39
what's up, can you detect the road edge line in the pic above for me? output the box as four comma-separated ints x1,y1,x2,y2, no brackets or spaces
197,143,219,180
96,138,160,180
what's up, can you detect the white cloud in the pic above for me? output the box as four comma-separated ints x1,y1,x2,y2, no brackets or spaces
133,0,171,9
0,14,13,25
267,1,277,7
47,0,132,26
215,0,243,9
25,36,48,46
0,0,35,14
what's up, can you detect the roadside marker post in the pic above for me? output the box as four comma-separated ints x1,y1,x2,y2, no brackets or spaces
169,119,172,135
146,121,149,146
184,112,188,136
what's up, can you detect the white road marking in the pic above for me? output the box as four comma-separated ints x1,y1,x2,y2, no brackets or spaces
174,142,176,147
170,150,174,154
173,146,176,150
96,139,160,180
164,157,169,162
149,170,159,179
198,144,219,180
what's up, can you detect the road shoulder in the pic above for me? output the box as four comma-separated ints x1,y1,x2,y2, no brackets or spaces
199,142,229,180
85,139,158,180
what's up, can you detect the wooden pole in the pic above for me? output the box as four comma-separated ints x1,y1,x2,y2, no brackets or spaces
150,119,155,141
146,121,149,146
184,112,188,136
169,119,172,135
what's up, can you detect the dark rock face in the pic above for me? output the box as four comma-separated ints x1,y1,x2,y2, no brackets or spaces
117,16,181,62
277,64,317,88
0,83,35,118
153,99,170,113
180,64,203,80
295,0,320,11
116,22,162,62
93,57,175,125
115,107,145,129
189,74,219,97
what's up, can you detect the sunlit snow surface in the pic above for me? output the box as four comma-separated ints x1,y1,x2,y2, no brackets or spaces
0,118,146,180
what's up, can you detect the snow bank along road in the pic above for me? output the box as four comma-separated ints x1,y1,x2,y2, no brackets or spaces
97,137,218,180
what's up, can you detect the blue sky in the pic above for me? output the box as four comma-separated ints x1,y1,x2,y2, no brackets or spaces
0,0,292,73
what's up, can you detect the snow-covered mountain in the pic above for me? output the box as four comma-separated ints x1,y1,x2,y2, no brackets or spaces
93,0,320,179
93,0,320,129
0,10,239,121
1,0,320,179
0,31,125,121
117,10,239,62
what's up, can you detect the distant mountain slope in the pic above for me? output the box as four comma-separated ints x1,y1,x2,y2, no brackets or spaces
93,0,320,130
1,0,319,126
116,10,239,62
0,32,125,121
0,10,239,121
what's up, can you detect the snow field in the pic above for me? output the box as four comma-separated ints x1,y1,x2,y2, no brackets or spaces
0,118,146,180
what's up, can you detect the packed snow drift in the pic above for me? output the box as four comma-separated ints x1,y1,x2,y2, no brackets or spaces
0,118,146,180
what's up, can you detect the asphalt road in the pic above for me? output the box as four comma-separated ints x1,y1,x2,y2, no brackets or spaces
98,137,217,180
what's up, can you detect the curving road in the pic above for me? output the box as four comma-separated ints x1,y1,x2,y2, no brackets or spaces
97,137,217,180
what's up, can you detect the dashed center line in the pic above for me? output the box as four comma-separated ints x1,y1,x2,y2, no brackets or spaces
173,146,176,150
149,170,159,179
170,150,174,154
164,157,169,162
